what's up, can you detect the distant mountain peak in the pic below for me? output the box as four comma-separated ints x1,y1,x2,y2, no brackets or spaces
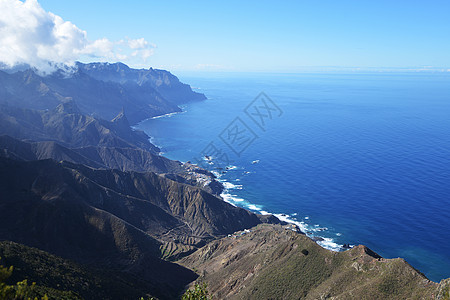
54,100,81,115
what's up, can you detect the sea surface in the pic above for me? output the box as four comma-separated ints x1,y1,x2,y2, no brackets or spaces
137,72,450,282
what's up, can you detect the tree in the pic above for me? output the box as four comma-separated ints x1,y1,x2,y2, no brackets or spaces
181,283,209,300
0,257,47,300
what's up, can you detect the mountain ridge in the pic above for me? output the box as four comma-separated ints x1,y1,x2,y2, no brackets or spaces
180,224,448,299
0,101,159,153
0,155,279,298
0,62,205,124
1,62,448,299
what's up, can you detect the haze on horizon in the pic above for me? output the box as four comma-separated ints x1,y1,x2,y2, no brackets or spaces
1,0,450,73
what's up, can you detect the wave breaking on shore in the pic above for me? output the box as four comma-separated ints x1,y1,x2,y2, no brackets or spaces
216,170,345,252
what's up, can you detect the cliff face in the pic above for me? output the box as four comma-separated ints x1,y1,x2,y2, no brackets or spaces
0,63,205,124
77,62,206,105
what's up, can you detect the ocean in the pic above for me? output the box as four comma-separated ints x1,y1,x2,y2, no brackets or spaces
137,72,450,282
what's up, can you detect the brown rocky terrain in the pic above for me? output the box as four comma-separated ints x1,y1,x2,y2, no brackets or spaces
180,224,449,299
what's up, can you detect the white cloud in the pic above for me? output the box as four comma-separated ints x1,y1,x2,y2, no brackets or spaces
0,0,156,74
128,38,148,49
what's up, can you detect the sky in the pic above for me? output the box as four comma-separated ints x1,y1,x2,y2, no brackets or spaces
1,0,450,72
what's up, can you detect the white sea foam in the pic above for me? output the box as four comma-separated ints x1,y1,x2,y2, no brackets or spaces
274,213,344,251
148,136,163,149
226,165,238,170
220,193,237,207
219,179,343,252
274,213,309,233
247,204,262,211
317,238,342,251
220,178,246,205
221,182,242,189
211,171,221,178
230,195,244,202
150,111,182,119
313,227,328,232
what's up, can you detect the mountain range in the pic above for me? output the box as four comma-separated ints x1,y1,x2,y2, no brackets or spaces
0,62,205,124
0,63,448,299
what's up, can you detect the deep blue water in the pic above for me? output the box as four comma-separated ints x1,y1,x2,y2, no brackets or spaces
137,72,450,282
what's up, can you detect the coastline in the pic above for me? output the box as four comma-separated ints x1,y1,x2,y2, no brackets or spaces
213,166,345,252
149,111,184,120
138,105,347,253
132,109,187,153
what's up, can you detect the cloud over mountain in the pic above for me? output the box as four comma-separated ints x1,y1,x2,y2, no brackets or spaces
0,0,155,73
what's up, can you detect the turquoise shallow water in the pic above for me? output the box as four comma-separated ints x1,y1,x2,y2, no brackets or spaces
138,72,450,282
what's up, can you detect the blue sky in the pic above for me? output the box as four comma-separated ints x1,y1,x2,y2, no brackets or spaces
20,0,450,72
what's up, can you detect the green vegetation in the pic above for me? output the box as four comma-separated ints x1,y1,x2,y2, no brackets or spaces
0,241,158,300
247,239,335,299
1,257,49,300
182,283,209,300
442,283,450,300
180,224,443,300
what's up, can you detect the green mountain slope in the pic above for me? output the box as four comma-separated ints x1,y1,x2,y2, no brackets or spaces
0,241,161,299
180,224,449,299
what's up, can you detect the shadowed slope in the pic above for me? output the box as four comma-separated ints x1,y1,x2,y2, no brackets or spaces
0,156,275,262
0,158,198,299
0,135,183,174
0,241,161,299
0,102,158,153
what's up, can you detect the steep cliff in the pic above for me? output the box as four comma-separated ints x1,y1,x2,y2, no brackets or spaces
0,63,205,124
77,62,206,105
